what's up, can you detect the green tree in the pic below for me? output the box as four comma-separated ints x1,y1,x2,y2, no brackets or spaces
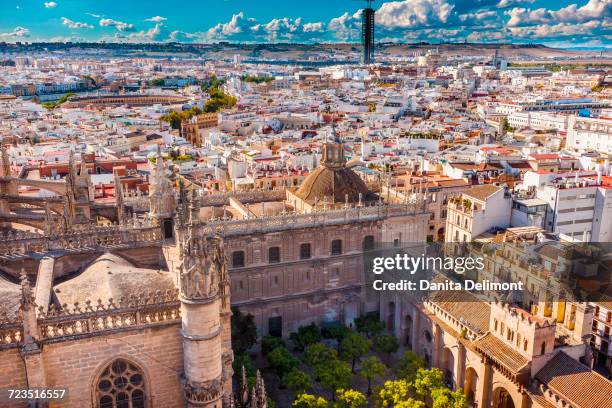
267,346,300,378
322,324,351,349
293,393,328,408
413,368,445,401
242,75,274,84
200,74,225,91
231,307,258,355
360,356,386,396
339,333,371,372
148,78,165,86
261,336,285,355
303,343,338,367
374,334,399,364
396,351,426,381
160,110,182,129
334,389,367,408
203,87,237,113
290,323,322,352
354,314,385,339
284,368,312,395
376,379,423,408
431,388,468,408
315,360,352,400
501,117,514,133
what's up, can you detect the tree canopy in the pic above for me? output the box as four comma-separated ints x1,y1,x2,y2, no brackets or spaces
293,393,328,408
339,333,371,372
231,307,258,355
290,323,322,352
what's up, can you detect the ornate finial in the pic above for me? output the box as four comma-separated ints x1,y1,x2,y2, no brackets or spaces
254,371,267,408
19,269,35,310
80,156,88,176
114,172,126,224
1,143,10,178
238,366,249,407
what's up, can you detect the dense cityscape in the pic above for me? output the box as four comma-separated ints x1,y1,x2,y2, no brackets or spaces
0,1,611,408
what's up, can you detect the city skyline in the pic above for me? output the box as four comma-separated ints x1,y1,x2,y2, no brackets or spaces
0,0,610,49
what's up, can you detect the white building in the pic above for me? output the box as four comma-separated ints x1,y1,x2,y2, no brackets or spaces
446,185,512,242
507,112,570,132
566,116,612,155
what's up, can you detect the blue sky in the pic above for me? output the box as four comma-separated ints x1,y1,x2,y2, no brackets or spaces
0,0,610,48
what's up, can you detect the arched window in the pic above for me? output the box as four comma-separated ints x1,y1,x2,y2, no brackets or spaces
540,341,546,355
95,359,146,408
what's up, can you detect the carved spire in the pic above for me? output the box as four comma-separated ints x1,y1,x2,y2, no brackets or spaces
149,145,176,219
80,156,88,176
43,200,52,235
19,268,35,311
237,366,250,407
253,371,267,408
1,144,10,178
114,172,126,225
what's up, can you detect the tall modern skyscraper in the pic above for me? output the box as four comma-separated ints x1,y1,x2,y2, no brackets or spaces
361,1,375,64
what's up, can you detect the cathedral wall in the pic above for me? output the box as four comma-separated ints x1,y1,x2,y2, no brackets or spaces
0,348,28,408
238,288,363,337
40,324,184,407
227,222,381,336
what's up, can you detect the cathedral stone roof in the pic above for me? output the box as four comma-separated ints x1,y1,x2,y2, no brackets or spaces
0,274,20,317
53,252,176,306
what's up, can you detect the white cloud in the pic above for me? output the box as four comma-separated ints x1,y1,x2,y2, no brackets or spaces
376,0,454,28
0,26,30,39
207,12,255,38
145,16,167,23
506,0,611,26
99,18,135,31
303,22,324,33
328,11,362,41
61,17,93,29
508,20,604,38
44,2,57,8
458,10,497,22
107,23,175,43
497,0,535,7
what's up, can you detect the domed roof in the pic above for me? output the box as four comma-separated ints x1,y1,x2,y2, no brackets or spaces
294,165,372,205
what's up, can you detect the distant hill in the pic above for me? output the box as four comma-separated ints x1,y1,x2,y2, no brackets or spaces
0,41,608,61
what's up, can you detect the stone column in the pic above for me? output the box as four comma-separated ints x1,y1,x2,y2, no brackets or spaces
179,226,228,408
453,343,466,391
19,270,48,408
432,324,442,369
476,360,492,408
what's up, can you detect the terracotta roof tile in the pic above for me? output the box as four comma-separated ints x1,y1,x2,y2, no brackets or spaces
463,185,503,201
535,352,612,408
473,333,529,373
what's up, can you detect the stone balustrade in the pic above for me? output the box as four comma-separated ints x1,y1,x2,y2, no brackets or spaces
197,201,427,237
0,218,162,256
0,289,180,348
